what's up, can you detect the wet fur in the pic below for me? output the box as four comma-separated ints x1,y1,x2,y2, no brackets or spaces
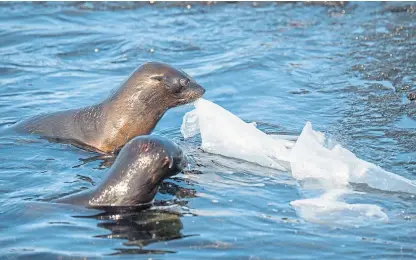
13,62,204,154
56,135,185,207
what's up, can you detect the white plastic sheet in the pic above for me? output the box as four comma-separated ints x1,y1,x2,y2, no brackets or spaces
290,122,416,194
181,98,416,225
289,121,416,225
181,98,294,171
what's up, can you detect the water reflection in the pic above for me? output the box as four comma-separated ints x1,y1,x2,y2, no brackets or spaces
67,175,199,255
75,208,193,255
73,153,116,169
166,174,197,189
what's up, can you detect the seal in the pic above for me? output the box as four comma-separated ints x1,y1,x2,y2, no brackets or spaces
407,92,416,101
56,135,186,208
13,62,205,154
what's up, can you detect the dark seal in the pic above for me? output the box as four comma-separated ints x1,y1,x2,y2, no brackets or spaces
407,92,416,101
13,62,205,154
56,135,186,208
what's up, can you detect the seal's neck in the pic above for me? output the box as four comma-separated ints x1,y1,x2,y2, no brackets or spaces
88,182,159,207
56,185,156,208
94,83,170,153
88,158,161,207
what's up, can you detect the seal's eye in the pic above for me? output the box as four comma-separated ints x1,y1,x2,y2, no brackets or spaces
151,75,164,81
179,78,189,88
151,75,183,93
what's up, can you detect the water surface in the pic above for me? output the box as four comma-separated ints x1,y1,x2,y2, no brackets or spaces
0,2,415,259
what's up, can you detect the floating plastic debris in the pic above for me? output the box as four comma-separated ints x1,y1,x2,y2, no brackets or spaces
290,121,416,194
181,98,416,225
289,121,416,225
181,98,293,171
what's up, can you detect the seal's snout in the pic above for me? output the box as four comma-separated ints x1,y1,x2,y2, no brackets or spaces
175,154,187,172
144,61,205,106
191,82,206,98
181,81,205,104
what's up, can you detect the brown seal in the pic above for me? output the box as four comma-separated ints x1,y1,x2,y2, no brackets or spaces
56,135,186,208
13,62,205,154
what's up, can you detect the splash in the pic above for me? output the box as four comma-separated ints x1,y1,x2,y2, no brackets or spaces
181,98,416,226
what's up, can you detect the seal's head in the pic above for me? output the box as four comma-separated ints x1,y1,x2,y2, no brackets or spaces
95,61,205,153
118,61,205,108
144,62,205,107
89,135,186,207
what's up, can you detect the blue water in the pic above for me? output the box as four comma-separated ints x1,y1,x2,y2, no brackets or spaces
0,2,415,259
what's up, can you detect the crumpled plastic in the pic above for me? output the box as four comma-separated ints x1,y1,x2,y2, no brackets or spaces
181,98,294,171
181,98,416,225
290,121,416,194
289,121,416,225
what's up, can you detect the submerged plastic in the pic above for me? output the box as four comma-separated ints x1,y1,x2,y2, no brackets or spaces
181,98,416,225
290,190,389,226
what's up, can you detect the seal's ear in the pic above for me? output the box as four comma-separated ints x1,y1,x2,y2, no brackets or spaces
151,75,164,81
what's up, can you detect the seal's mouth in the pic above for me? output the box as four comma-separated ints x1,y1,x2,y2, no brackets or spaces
179,83,205,105
192,83,206,98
